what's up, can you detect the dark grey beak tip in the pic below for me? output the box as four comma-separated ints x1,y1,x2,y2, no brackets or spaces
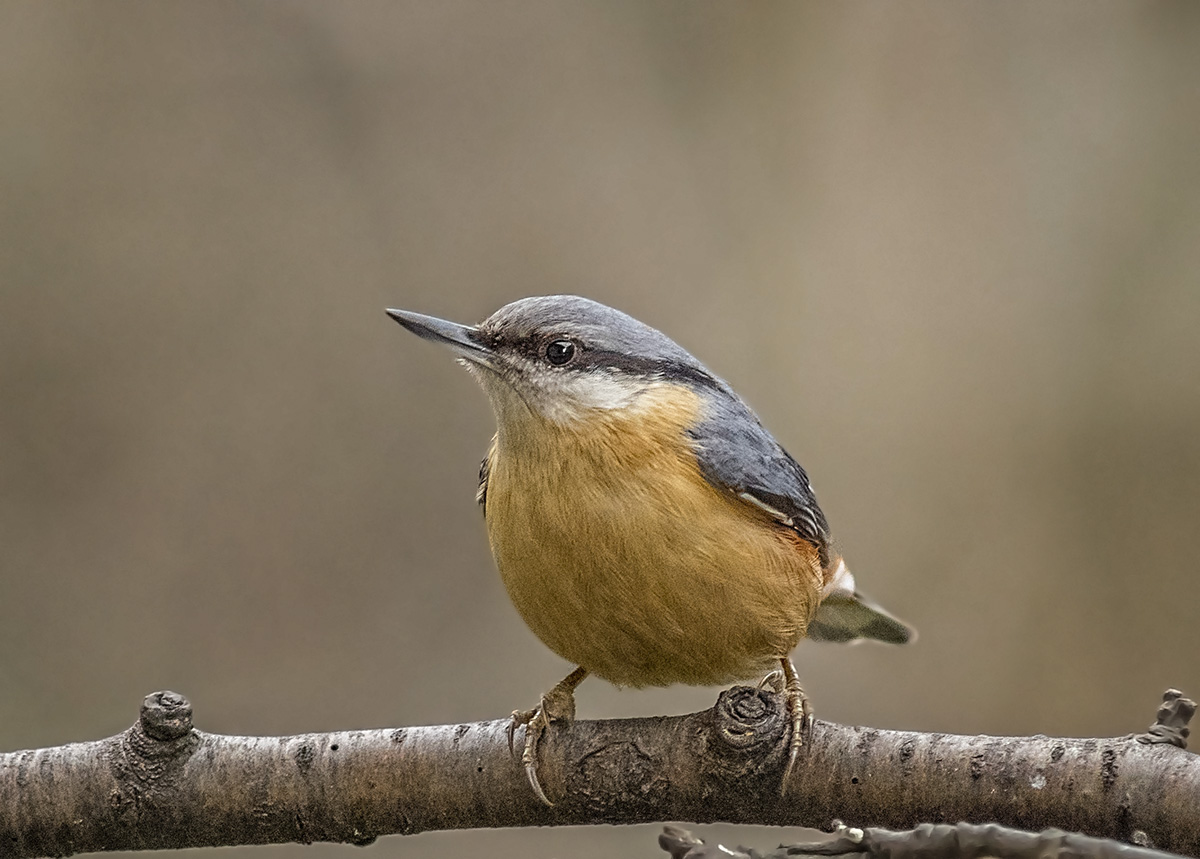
384,307,417,329
384,307,450,336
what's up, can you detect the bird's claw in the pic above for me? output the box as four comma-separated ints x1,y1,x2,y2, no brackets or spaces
776,658,812,794
508,706,554,806
507,707,538,756
507,666,588,808
758,668,785,693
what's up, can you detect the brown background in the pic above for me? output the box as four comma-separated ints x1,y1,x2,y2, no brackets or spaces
2,3,1198,858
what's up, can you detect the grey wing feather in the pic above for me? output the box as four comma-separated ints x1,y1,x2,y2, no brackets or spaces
476,434,496,515
689,389,915,646
687,391,831,552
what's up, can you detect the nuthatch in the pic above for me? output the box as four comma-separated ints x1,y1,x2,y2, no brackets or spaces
387,295,913,804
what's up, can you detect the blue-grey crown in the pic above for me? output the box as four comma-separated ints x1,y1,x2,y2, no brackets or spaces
481,295,721,388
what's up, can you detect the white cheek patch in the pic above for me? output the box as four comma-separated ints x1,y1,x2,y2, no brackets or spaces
467,362,656,427
565,372,645,409
535,371,655,423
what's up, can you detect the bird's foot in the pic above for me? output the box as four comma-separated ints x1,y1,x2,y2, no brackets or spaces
506,666,589,807
763,658,813,793
507,705,555,806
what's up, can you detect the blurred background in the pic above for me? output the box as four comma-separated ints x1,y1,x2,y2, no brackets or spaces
2,2,1198,857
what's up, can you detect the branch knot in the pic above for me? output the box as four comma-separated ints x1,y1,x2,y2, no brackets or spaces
140,691,194,742
1136,689,1194,749
713,686,786,752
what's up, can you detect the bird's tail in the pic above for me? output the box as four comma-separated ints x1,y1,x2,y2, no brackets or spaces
808,557,916,645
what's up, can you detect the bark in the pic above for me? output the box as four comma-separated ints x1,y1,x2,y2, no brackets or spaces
0,688,1196,859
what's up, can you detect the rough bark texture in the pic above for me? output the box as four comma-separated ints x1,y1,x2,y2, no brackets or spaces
1,689,1197,859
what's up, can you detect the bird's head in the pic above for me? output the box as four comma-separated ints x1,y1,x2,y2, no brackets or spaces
387,295,720,429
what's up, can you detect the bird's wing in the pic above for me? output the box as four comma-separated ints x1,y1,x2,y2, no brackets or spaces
687,393,831,555
690,396,915,645
476,434,497,515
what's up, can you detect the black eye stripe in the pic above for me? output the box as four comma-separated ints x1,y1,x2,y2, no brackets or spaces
480,331,721,390
582,349,720,389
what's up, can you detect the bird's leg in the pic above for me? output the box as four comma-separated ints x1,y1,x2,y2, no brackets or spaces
506,665,589,806
764,657,813,792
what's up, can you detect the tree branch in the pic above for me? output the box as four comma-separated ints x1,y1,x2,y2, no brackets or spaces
1,688,1196,858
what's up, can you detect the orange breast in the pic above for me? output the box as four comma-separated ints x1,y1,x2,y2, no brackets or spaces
482,384,824,688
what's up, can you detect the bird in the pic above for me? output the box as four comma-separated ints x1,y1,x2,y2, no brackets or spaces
386,295,913,805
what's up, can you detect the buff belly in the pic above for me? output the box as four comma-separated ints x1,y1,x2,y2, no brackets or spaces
482,393,823,689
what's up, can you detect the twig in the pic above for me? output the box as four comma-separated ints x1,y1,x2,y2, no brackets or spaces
659,821,1192,859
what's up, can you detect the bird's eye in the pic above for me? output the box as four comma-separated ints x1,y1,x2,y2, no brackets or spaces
545,339,576,366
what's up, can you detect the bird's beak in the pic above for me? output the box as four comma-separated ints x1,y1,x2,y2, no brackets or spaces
386,308,496,368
